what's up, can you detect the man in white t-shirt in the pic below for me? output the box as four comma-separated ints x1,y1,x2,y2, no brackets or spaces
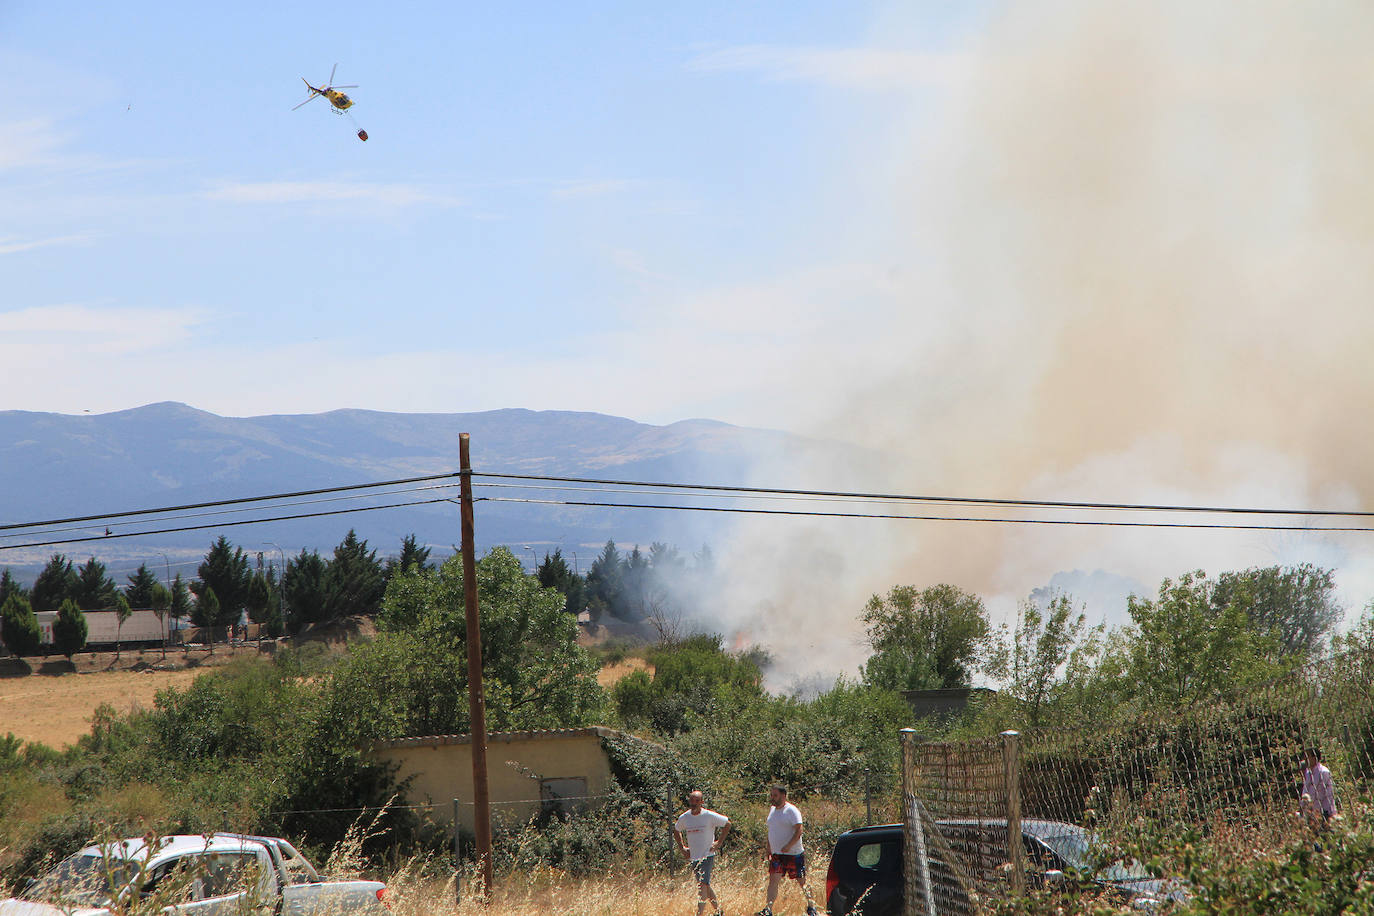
675,789,732,916
755,785,818,916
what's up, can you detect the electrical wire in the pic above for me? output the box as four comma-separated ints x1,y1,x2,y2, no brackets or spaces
0,496,475,551
473,471,1374,518
483,496,1374,532
0,471,463,533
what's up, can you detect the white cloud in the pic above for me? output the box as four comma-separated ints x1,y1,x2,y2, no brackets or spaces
0,117,72,170
0,233,94,255
202,181,462,208
0,304,208,355
688,44,967,91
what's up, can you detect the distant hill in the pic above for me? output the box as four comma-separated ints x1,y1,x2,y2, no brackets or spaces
0,403,864,582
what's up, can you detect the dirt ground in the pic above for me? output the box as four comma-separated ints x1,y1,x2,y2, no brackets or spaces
0,646,263,749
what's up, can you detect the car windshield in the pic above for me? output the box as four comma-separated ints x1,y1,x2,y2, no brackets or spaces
1034,825,1151,882
24,853,132,907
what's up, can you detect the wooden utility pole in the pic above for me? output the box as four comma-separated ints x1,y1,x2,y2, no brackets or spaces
459,434,493,899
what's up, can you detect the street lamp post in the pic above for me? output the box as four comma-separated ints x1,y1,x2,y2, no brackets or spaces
264,542,287,639
157,552,172,658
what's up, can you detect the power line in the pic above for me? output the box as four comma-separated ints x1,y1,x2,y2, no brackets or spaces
484,496,1374,532
0,471,462,533
474,472,1374,518
0,496,471,551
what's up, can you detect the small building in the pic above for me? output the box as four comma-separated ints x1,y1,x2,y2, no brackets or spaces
373,726,654,833
901,687,997,721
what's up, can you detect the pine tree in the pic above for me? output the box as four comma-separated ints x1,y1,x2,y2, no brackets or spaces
31,554,76,612
323,529,386,620
72,557,117,610
52,599,88,660
284,549,328,629
385,533,433,583
0,594,41,658
169,573,192,622
0,569,27,606
193,536,251,626
193,586,221,629
124,563,160,609
585,540,623,622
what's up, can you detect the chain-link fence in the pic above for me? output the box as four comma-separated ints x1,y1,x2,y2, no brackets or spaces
900,641,1374,916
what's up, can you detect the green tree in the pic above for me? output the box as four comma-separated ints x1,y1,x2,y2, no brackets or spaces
246,573,271,629
193,536,251,626
52,598,88,659
72,557,117,610
284,549,329,628
113,592,133,657
169,573,192,623
323,529,386,620
984,592,1103,727
1213,563,1341,656
537,549,586,617
30,554,76,612
384,534,433,583
861,584,992,691
149,581,172,611
1120,570,1290,708
124,563,160,609
585,540,623,623
193,586,221,629
0,593,41,657
358,547,605,736
0,569,27,606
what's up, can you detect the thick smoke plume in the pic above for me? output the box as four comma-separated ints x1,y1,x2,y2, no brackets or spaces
710,1,1374,690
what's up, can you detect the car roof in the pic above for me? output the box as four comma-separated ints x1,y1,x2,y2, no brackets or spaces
77,835,263,862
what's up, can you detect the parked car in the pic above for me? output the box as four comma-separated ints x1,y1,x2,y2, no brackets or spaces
825,819,1181,916
0,833,391,916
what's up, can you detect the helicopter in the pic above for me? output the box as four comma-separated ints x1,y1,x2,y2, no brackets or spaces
293,63,358,113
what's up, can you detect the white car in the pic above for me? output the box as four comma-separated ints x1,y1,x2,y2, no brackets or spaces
1,834,391,916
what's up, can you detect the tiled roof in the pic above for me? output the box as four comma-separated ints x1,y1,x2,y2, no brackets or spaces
375,725,663,750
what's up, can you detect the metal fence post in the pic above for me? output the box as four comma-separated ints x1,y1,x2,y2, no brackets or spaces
1001,730,1025,896
901,729,934,916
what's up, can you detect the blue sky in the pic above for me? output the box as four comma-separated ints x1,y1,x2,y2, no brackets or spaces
8,1,1374,647
1,1,980,428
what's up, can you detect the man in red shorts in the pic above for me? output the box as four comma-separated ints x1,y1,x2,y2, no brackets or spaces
755,784,818,916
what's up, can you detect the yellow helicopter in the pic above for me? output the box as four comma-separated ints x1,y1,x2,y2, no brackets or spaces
293,64,358,113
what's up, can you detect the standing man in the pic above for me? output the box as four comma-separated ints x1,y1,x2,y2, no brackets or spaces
675,789,732,916
755,785,819,916
1301,746,1337,823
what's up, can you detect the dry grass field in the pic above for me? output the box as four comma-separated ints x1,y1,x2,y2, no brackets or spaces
0,647,262,748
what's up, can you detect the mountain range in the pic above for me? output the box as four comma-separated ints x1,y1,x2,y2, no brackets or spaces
0,402,858,582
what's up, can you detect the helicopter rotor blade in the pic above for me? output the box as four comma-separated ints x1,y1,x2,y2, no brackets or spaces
329,63,338,87
332,84,358,89
292,94,319,111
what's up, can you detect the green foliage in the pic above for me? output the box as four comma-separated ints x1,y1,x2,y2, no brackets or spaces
284,549,328,629
344,547,606,737
537,549,585,617
1,594,41,657
862,583,992,691
1120,570,1291,708
615,634,764,734
72,558,117,611
246,573,271,625
322,529,386,619
983,593,1104,729
123,563,160,610
0,569,26,606
1213,563,1340,656
31,554,76,612
193,536,252,625
168,573,191,621
192,586,220,629
384,534,433,581
52,599,87,659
